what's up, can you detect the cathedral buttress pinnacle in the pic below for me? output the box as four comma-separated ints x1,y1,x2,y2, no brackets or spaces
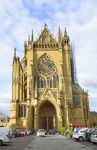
14,48,16,58
58,26,62,44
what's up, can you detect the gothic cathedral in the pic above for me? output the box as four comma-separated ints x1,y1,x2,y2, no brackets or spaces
10,24,89,130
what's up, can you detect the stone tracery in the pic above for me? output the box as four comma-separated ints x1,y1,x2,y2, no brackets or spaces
34,54,59,88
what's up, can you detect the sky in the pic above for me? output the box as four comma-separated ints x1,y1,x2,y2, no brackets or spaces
0,0,97,115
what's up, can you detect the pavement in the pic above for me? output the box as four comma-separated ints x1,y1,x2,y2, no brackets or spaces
24,134,94,150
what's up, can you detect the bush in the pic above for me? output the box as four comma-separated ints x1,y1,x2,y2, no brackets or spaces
58,127,67,135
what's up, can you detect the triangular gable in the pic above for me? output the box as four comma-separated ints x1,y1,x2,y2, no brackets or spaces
35,25,58,45
40,87,55,100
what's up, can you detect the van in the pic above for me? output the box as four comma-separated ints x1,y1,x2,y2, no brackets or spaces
0,127,12,145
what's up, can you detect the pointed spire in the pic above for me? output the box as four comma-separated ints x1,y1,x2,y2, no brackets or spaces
64,27,67,37
44,23,48,29
31,29,33,42
58,26,62,43
63,27,70,45
14,48,16,58
24,41,27,54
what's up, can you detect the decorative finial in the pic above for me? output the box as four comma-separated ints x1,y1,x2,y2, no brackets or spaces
58,26,61,32
58,26,62,43
31,29,33,42
14,48,16,57
44,23,48,29
64,27,67,37
63,27,70,45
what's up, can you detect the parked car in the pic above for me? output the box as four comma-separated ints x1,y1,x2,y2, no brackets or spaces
73,128,88,142
0,127,12,146
49,129,57,134
85,129,95,142
12,129,21,138
91,130,97,144
16,129,25,136
36,129,45,137
74,128,81,132
27,129,34,135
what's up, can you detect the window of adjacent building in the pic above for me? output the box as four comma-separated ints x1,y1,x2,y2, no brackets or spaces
73,96,80,106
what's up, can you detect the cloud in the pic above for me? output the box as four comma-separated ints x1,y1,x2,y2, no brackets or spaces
0,103,10,115
0,95,10,115
89,98,97,111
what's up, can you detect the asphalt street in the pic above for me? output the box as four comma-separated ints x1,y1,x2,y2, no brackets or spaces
0,134,97,150
24,135,97,150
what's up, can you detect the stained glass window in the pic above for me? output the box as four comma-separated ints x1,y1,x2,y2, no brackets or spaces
34,54,59,88
37,55,57,77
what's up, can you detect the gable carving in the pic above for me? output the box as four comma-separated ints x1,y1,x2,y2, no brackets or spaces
34,25,58,48
40,88,55,100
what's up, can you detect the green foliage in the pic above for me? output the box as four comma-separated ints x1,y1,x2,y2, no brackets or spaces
58,127,67,135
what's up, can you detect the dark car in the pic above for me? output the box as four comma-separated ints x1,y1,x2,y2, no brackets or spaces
12,130,21,137
49,129,57,134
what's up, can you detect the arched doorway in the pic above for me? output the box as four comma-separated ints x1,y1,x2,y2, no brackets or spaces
38,101,57,130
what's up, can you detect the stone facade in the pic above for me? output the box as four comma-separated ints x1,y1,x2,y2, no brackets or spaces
10,24,89,130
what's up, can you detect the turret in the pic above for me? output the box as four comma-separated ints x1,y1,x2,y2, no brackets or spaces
62,28,70,46
12,48,20,101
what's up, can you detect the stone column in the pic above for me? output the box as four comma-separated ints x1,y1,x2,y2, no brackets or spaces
34,106,38,129
57,106,63,129
53,116,56,128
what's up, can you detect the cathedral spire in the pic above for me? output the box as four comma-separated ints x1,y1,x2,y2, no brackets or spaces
58,26,62,44
31,29,34,42
63,27,70,45
44,23,48,29
14,48,16,58
24,41,27,54
64,27,67,37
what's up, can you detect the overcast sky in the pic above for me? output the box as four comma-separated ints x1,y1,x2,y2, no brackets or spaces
0,0,97,115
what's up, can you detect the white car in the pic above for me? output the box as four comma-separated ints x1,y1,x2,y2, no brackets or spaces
73,128,88,142
0,127,12,146
91,130,97,144
36,129,45,137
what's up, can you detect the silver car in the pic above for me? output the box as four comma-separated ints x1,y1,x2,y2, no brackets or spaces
0,127,12,146
91,130,97,144
36,129,45,137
